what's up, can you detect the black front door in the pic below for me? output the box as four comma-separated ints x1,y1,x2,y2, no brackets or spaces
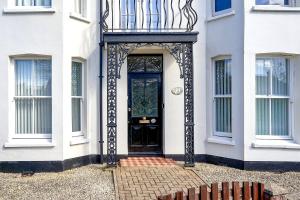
128,55,163,154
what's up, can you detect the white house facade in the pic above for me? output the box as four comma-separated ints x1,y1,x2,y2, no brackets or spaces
1,0,300,172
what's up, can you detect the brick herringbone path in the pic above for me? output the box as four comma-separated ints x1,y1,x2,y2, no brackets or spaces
115,160,205,200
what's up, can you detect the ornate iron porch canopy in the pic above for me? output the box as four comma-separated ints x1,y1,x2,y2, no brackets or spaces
106,42,195,167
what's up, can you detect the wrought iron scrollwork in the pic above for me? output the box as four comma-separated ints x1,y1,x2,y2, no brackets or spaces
183,0,198,32
182,43,195,166
103,0,109,32
113,43,187,79
102,0,198,32
107,44,118,166
106,42,195,167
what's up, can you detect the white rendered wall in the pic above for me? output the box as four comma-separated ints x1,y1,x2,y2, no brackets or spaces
0,1,64,161
243,0,300,162
61,0,100,160
205,0,245,160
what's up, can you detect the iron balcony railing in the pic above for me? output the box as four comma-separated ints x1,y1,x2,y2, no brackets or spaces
102,0,198,32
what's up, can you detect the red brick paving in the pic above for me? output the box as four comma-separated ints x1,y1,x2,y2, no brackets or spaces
115,158,205,200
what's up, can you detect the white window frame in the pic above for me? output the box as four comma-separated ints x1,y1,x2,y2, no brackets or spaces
73,0,86,17
15,0,52,8
212,0,232,16
71,59,86,137
255,56,294,140
213,56,232,138
12,57,52,139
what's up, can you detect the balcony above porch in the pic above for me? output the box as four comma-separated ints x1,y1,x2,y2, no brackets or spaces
101,0,198,37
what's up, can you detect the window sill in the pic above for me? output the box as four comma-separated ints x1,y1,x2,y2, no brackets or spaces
252,140,300,149
4,139,55,148
69,12,90,24
207,136,236,146
252,5,300,12
3,7,55,14
70,137,89,146
207,10,235,22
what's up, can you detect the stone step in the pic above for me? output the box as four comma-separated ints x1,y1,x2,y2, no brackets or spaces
119,157,176,167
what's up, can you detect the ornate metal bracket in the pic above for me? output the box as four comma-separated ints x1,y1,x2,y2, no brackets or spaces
106,42,195,167
112,43,188,79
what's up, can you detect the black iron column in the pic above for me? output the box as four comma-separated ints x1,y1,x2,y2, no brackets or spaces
183,43,195,167
107,44,118,166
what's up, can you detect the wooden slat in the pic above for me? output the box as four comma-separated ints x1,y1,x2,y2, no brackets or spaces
188,188,196,200
157,182,272,200
243,182,250,200
175,191,184,200
258,183,265,200
211,183,218,200
233,182,240,200
200,185,208,200
252,182,259,200
165,194,172,200
222,182,230,200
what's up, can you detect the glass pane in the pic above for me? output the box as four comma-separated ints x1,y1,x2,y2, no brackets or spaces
145,56,163,72
272,58,289,96
15,99,33,134
256,0,287,5
256,0,270,4
72,98,81,132
271,99,289,136
121,0,136,29
256,59,270,95
34,98,52,134
215,59,231,95
72,62,83,96
131,79,145,117
145,79,158,117
128,56,162,73
215,0,231,12
215,98,232,133
256,98,270,135
15,60,32,96
128,57,145,72
33,60,52,96
146,0,161,29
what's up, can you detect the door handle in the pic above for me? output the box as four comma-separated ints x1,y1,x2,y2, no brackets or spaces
128,107,131,112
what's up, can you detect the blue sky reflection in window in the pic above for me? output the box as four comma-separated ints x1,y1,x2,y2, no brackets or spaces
256,0,289,5
215,0,231,12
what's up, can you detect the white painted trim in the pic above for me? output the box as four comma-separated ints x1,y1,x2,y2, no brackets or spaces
207,136,236,146
252,140,300,149
207,10,235,22
4,141,55,148
212,57,232,138
70,137,89,146
255,56,293,138
252,5,300,12
69,12,91,24
10,58,53,139
3,7,55,14
71,59,87,138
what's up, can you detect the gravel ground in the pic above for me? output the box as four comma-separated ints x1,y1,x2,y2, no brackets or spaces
0,164,115,200
194,163,300,199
